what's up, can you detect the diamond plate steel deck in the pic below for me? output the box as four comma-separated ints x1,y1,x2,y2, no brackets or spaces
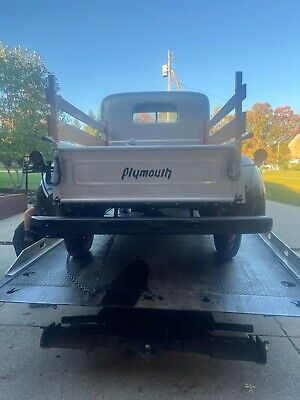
0,234,300,316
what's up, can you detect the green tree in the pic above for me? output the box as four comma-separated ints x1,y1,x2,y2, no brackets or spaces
0,42,50,189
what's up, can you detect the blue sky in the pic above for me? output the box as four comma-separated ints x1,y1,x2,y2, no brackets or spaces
1,0,300,114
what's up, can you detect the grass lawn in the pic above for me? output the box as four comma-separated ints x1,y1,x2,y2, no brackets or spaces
262,170,300,207
0,169,41,192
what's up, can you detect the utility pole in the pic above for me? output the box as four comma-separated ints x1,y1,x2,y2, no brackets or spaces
162,49,181,92
167,49,171,92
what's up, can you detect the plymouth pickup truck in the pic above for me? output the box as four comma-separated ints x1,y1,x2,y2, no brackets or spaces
31,72,271,260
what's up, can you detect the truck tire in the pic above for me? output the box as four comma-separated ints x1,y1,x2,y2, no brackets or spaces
214,234,242,262
64,234,94,258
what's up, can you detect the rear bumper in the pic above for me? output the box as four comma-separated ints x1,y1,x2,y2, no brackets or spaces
32,215,272,236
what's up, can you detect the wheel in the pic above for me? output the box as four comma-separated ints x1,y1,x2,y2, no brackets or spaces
64,234,94,258
213,234,242,261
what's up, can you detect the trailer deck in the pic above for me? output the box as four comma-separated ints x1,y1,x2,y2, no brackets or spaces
1,232,299,317
1,230,300,364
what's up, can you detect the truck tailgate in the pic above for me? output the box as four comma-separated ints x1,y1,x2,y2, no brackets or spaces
54,145,242,203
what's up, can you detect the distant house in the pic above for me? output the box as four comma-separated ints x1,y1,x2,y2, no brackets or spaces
288,134,300,163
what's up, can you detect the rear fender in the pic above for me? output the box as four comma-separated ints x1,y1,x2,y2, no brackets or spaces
242,156,266,216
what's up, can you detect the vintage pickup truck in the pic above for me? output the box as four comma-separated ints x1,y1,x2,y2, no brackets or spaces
31,72,271,260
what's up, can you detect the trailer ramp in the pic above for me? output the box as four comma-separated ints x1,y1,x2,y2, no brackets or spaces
1,233,299,317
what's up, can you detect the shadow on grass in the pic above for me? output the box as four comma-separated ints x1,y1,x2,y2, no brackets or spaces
265,182,300,207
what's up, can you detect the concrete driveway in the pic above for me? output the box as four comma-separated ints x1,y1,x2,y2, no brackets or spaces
0,202,299,400
267,201,300,256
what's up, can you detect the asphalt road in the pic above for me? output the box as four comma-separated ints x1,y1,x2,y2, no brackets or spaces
0,203,299,400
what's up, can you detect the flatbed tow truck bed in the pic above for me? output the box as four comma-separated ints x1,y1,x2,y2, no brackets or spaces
1,226,300,364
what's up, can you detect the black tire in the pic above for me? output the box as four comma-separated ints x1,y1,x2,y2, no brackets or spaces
214,234,242,262
64,234,94,258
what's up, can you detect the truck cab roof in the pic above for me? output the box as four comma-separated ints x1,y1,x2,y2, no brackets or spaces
101,91,210,143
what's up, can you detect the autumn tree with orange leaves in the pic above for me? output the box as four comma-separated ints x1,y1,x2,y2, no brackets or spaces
243,103,300,167
211,102,300,167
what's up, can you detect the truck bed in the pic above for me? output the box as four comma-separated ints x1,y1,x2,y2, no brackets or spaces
1,232,299,317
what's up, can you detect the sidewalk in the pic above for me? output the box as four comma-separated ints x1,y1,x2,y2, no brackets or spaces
0,212,24,275
267,200,300,254
0,212,24,241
